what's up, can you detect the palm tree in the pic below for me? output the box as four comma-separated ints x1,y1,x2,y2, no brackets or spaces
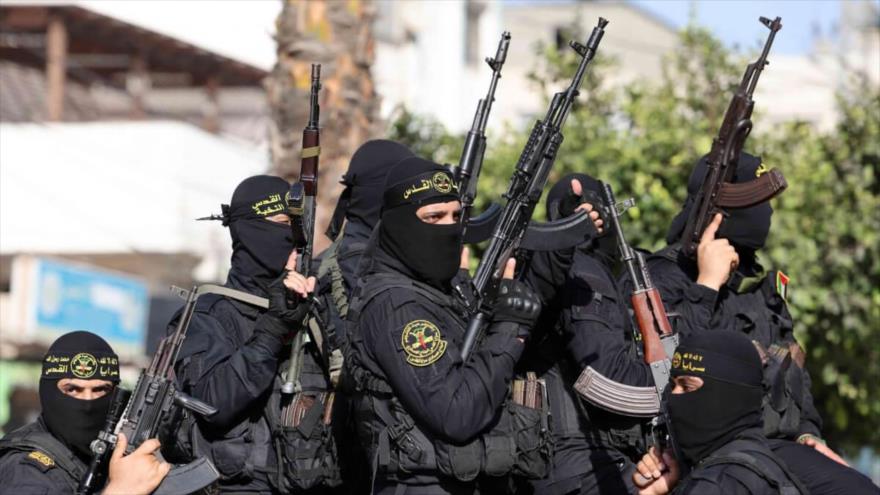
267,0,381,251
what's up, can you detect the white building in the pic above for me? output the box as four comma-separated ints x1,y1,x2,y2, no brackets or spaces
371,0,880,133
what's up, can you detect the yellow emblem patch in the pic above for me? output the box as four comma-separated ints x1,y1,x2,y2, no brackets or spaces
70,352,98,378
755,162,769,177
671,352,682,369
28,451,54,467
432,172,453,194
401,320,447,367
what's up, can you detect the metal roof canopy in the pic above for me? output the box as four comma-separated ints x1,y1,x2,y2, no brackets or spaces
0,4,268,88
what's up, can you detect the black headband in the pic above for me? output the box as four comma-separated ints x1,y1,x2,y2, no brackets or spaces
42,350,120,381
199,192,290,227
671,346,762,387
382,170,459,211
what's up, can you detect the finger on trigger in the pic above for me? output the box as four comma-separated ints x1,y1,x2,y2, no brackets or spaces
285,250,298,271
460,247,470,269
502,258,516,279
702,212,723,242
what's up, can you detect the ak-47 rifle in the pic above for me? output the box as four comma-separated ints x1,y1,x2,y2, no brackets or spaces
78,283,272,495
459,18,609,360
599,183,682,461
282,63,322,395
454,31,510,231
680,16,785,258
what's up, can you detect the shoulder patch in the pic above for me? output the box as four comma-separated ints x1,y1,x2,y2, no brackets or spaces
775,271,789,301
401,320,447,367
25,451,55,471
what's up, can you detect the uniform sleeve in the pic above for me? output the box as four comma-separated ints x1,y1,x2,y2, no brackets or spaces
361,295,524,444
797,366,823,438
645,256,718,335
0,454,57,495
675,466,769,495
521,248,575,306
562,263,654,388
173,310,285,429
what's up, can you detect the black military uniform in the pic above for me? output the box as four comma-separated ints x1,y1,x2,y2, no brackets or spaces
0,331,121,493
520,174,653,494
318,140,416,493
650,154,879,495
662,330,807,495
320,139,416,352
345,157,544,493
171,175,331,493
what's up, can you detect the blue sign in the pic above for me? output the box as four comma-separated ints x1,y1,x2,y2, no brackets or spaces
31,258,148,354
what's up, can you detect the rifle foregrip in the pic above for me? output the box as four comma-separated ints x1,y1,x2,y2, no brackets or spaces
715,168,787,208
646,289,674,336
632,294,667,363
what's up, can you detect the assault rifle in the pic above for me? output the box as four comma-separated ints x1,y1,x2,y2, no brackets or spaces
454,31,510,234
680,16,786,258
282,63,323,395
460,18,609,360
78,283,271,495
599,183,683,461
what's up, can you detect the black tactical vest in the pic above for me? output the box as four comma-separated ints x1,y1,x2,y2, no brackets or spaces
0,420,88,491
677,436,807,494
345,273,550,484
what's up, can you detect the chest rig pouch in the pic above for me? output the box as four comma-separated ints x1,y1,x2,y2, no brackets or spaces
269,317,343,491
726,272,808,440
345,274,550,483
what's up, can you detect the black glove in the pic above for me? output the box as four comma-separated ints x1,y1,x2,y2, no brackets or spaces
256,271,311,338
491,279,542,328
549,185,606,229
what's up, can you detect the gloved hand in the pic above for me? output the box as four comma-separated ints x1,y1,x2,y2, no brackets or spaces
548,179,605,235
492,279,542,328
256,270,313,338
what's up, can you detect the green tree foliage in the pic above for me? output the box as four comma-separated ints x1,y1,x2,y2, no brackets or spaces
390,23,879,452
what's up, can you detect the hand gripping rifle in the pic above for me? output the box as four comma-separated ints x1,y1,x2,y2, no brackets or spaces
600,183,686,469
454,31,510,238
459,18,609,360
680,16,786,258
78,283,273,495
282,63,324,395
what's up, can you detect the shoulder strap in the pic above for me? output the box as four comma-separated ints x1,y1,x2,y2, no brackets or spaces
649,244,681,263
700,441,806,495
0,427,85,489
318,238,351,318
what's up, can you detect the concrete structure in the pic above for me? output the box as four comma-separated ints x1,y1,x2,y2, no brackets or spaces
373,0,504,133
500,1,679,126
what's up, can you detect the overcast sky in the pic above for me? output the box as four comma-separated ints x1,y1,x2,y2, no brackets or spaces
74,0,868,71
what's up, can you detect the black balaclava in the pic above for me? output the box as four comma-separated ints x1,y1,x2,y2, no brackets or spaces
667,330,764,466
667,153,774,273
378,156,462,290
219,175,293,295
546,172,616,261
326,140,415,240
39,331,121,460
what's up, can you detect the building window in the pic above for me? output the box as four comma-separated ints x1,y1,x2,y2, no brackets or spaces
465,0,485,65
